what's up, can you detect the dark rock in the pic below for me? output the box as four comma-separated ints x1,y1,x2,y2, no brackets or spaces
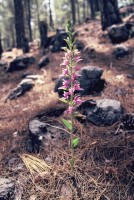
77,99,123,126
29,119,47,137
23,37,29,53
28,119,47,152
125,13,134,37
0,177,15,200
54,66,105,97
6,55,36,73
38,55,50,68
127,74,134,79
80,66,103,79
28,118,65,152
79,66,105,95
54,76,69,97
7,79,34,100
84,17,91,23
108,23,131,43
56,28,66,34
50,31,67,52
113,45,130,58
36,107,65,118
121,113,134,130
76,40,85,51
0,61,8,68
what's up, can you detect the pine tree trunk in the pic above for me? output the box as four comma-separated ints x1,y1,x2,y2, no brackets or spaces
76,0,81,24
83,0,86,20
27,0,32,41
14,0,25,48
0,33,3,58
70,0,76,24
39,21,48,48
88,0,95,19
48,0,54,29
100,0,122,30
94,0,100,11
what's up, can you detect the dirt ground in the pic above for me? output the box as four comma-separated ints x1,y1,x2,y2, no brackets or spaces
0,20,134,200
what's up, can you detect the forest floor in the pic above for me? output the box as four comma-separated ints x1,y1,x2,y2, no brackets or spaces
0,20,134,200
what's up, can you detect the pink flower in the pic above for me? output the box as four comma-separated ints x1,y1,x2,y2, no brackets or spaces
74,66,80,71
62,69,69,76
73,96,83,105
63,91,70,99
61,59,69,66
74,50,80,56
74,83,83,91
71,73,77,81
74,57,82,63
65,50,72,58
63,80,69,88
68,106,73,114
69,88,74,95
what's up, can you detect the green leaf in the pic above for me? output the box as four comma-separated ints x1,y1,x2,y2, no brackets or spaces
59,98,68,104
72,138,79,148
62,118,72,131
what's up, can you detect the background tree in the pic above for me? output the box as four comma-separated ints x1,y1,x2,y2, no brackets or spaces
100,0,122,30
70,0,76,24
14,0,25,48
0,33,3,58
87,0,95,19
24,0,32,42
48,0,54,29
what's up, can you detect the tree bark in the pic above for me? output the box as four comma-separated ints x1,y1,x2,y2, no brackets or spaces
100,0,122,30
27,0,32,41
70,0,76,24
0,33,3,58
76,0,81,24
83,0,86,20
39,21,48,48
13,0,25,48
24,0,32,42
94,0,100,11
48,0,54,29
88,0,95,19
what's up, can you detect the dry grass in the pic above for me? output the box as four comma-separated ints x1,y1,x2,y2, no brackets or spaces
0,20,134,200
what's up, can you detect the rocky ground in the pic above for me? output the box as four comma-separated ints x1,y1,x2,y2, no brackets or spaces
0,19,134,200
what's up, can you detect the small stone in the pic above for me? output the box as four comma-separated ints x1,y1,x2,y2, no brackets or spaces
0,177,15,200
38,55,50,68
108,23,130,43
7,79,34,100
113,45,130,58
6,55,36,73
78,99,123,126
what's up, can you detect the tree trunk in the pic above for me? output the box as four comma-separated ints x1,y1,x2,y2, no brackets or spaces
0,33,3,58
23,0,32,42
76,0,81,24
13,0,25,48
39,21,48,48
100,0,122,30
83,0,86,20
88,0,95,19
48,0,54,29
35,0,40,26
70,0,76,24
27,0,32,41
94,0,100,11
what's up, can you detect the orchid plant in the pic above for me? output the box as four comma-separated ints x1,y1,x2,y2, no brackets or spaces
59,20,83,174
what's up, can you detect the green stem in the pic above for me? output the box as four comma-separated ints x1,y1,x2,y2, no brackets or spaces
69,35,75,175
